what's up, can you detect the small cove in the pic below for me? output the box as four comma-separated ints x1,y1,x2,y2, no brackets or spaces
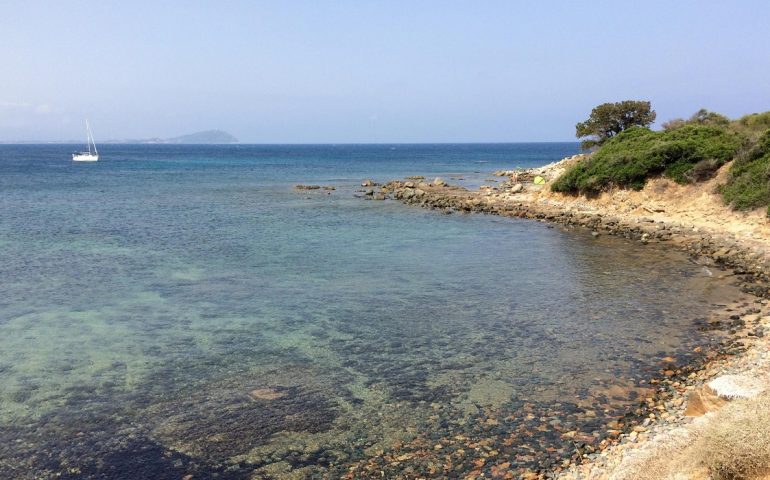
0,144,743,478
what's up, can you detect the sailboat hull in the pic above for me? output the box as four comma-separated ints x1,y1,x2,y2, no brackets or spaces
72,153,99,162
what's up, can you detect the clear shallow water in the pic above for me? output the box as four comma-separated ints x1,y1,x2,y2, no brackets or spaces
0,144,738,478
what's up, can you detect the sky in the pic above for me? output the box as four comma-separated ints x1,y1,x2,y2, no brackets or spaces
1,1,769,143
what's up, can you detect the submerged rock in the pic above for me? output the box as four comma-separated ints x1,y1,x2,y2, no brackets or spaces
250,387,288,401
149,368,341,460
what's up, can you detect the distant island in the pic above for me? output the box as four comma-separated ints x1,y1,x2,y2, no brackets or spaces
114,130,238,144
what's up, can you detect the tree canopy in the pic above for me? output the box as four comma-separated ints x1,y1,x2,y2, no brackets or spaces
575,100,656,150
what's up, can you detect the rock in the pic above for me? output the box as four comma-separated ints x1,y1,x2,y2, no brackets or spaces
591,231,600,237
684,385,727,416
432,177,447,187
510,183,524,193
361,179,377,187
404,181,415,188
294,184,321,190
708,374,765,399
249,387,287,401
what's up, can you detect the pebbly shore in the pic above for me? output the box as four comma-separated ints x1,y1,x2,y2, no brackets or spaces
354,170,770,479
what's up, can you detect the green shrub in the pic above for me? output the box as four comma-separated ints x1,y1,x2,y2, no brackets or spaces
552,125,742,193
734,111,770,133
690,108,730,127
721,129,770,211
662,109,730,131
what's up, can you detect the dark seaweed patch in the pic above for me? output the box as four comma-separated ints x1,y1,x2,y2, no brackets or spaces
148,368,343,462
0,419,250,480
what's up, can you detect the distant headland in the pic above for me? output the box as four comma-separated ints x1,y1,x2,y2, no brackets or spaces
110,130,238,144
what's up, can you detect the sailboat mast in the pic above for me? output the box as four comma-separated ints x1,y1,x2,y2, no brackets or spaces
85,120,97,155
85,120,91,154
90,121,98,155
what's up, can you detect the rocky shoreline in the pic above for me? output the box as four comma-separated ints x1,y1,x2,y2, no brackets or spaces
367,177,770,298
356,169,770,479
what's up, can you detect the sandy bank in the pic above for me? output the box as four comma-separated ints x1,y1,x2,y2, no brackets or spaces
362,157,770,479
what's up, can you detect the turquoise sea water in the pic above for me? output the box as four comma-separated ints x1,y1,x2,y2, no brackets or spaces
0,144,738,478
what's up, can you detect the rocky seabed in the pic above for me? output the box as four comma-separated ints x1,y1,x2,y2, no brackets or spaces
357,178,770,479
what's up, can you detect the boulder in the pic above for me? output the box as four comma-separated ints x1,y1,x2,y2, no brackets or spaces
433,177,447,187
709,374,765,399
361,179,378,187
684,375,765,417
510,183,524,193
684,385,727,416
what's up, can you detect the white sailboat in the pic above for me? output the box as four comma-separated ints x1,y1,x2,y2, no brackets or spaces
72,120,99,162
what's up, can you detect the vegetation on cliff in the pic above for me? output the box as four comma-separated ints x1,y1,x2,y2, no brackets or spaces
554,104,770,214
721,129,770,214
552,124,741,192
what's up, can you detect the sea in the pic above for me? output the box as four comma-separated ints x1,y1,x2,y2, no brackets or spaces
0,144,739,479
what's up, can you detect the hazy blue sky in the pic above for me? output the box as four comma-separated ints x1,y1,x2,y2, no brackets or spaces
1,1,769,142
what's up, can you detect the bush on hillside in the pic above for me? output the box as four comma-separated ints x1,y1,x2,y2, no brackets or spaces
720,128,770,213
690,108,731,127
731,112,770,139
663,109,730,131
551,125,742,193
